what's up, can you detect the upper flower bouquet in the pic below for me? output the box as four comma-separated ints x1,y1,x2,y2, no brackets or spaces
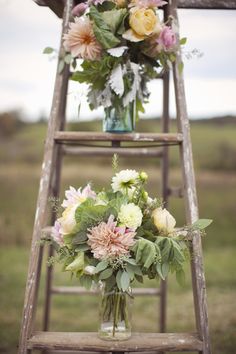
45,0,186,132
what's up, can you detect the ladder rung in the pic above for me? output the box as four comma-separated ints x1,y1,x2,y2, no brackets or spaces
62,146,163,157
168,187,183,198
177,0,236,9
54,132,183,145
27,332,203,351
51,286,161,296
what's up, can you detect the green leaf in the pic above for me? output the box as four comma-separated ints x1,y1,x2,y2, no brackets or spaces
192,219,213,230
95,260,109,273
93,23,120,49
43,47,54,54
99,267,113,280
126,258,137,266
134,274,143,283
156,263,165,280
116,269,122,290
89,6,120,49
120,271,130,291
64,53,72,64
176,269,185,286
72,231,88,244
80,274,93,289
58,60,65,74
178,61,184,75
75,244,90,252
100,8,127,34
161,263,169,278
125,264,135,280
180,37,187,45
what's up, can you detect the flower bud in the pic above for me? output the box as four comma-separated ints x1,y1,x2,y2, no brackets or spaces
140,171,148,181
72,3,88,17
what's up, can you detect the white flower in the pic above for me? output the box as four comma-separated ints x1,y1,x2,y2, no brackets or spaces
111,169,139,193
84,265,96,275
58,204,78,235
62,184,96,208
152,207,176,234
118,203,143,230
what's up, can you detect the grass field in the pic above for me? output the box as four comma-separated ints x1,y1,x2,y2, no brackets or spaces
0,118,235,353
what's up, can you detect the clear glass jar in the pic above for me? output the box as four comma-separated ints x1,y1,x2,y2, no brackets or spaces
103,101,136,133
98,286,132,341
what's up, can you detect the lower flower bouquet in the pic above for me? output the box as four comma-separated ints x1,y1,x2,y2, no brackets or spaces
48,168,212,340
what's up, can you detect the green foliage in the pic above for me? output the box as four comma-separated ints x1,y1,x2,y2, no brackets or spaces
71,56,119,90
89,6,120,48
192,219,213,230
43,47,54,54
100,8,127,34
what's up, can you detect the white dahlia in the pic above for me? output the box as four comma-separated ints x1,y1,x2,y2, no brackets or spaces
118,203,143,230
111,169,139,193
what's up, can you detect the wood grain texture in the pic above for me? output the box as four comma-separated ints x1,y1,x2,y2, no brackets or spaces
54,131,183,144
18,1,73,353
170,1,211,353
62,146,163,157
27,332,203,351
32,0,236,18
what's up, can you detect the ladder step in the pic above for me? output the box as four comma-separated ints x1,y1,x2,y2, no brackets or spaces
178,0,236,9
51,286,161,296
27,332,203,351
54,132,183,145
63,146,163,157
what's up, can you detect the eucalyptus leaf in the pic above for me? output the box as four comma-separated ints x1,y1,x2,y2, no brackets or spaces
99,268,113,280
43,47,54,54
116,269,122,290
161,263,169,278
58,60,65,74
95,260,109,273
192,219,213,230
120,271,130,291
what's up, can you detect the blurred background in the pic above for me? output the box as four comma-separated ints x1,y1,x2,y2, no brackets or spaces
0,1,236,353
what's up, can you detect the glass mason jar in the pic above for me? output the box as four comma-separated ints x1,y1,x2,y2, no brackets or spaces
103,101,136,133
98,286,133,341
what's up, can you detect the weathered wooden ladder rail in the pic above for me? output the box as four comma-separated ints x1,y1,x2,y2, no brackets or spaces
18,0,236,353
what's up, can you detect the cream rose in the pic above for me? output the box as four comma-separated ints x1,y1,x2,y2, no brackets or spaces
130,8,157,37
59,204,78,235
152,207,176,234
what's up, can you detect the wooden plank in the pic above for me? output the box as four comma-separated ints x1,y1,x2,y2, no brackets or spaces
51,286,160,296
62,146,163,157
178,0,236,9
17,1,73,353
33,0,236,18
169,1,211,353
54,131,183,144
27,332,203,351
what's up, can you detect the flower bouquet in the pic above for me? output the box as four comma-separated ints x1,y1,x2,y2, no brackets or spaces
49,168,212,340
45,0,186,132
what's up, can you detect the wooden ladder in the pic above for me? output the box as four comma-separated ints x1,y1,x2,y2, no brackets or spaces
19,0,235,352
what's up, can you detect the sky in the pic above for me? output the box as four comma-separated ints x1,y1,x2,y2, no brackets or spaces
1,0,236,121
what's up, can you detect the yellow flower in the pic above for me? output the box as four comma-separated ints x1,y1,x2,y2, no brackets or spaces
130,8,157,36
58,204,77,235
114,0,127,7
152,207,176,235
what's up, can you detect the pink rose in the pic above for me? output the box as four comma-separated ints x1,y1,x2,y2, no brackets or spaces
157,25,177,50
72,3,88,17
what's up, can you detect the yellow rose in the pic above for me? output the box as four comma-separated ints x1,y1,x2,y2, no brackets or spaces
58,204,78,235
130,8,157,37
152,207,176,235
114,0,127,7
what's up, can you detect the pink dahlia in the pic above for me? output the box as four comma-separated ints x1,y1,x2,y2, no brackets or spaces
63,17,102,60
62,184,96,208
87,215,136,260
